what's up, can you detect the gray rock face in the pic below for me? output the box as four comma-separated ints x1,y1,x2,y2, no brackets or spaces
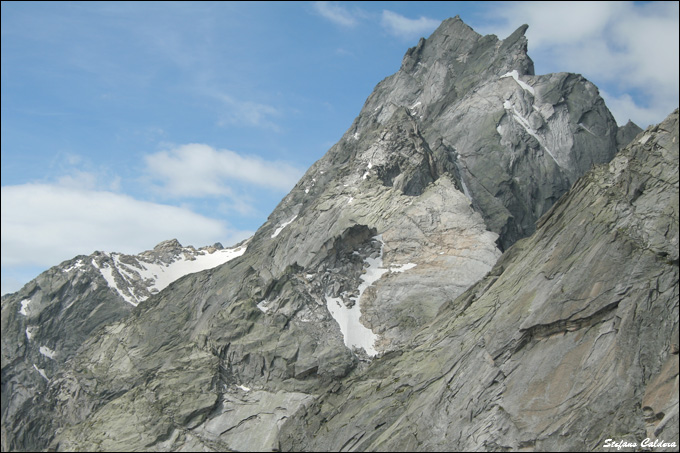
1,240,246,451
1,17,653,452
278,108,679,452
347,17,630,250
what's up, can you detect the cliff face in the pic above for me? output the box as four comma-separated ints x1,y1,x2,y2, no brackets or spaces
279,109,679,452
1,17,665,452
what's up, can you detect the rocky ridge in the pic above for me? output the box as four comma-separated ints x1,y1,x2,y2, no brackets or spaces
0,17,661,452
1,239,247,450
279,109,679,451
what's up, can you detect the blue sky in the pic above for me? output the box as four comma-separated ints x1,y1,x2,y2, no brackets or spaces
2,1,678,295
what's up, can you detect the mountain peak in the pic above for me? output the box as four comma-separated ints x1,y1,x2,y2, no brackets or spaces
1,15,665,453
431,14,479,39
153,238,183,251
399,17,533,79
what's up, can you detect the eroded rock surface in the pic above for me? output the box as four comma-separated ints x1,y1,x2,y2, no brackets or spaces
1,17,653,452
279,109,679,452
1,240,247,451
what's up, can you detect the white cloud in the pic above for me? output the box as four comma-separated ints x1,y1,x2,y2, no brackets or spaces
482,1,618,47
55,169,121,192
476,1,679,127
599,89,673,129
145,143,304,197
56,170,99,191
50,153,123,192
216,198,258,217
335,48,355,57
313,2,359,27
212,93,282,130
380,10,440,39
0,184,252,270
1,142,299,292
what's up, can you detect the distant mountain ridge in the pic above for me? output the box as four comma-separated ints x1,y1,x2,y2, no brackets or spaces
3,16,676,453
77,238,247,306
1,238,247,449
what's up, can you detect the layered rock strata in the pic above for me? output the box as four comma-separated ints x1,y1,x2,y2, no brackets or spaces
279,108,679,452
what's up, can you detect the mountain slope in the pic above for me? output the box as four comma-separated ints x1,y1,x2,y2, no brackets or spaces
279,108,679,451
0,239,246,450
1,17,650,452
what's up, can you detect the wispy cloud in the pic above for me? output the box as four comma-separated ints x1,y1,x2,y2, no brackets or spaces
599,89,671,128
477,1,679,127
48,153,122,192
0,184,251,270
1,142,298,288
335,48,355,57
313,1,359,27
144,143,304,197
56,170,109,191
214,93,282,130
380,10,440,39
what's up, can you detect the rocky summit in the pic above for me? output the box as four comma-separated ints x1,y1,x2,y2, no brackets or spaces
2,17,676,452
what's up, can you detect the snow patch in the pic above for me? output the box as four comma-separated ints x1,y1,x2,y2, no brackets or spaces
578,123,596,136
236,384,251,392
271,215,298,238
503,100,560,168
115,263,139,282
63,260,84,272
25,326,36,341
33,364,48,381
257,300,270,313
95,244,247,306
100,263,138,306
358,239,388,297
134,245,248,297
347,196,354,204
326,296,379,356
39,346,56,360
18,299,31,316
362,161,373,180
353,132,360,140
326,235,389,356
512,108,559,166
390,263,417,273
501,70,535,95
